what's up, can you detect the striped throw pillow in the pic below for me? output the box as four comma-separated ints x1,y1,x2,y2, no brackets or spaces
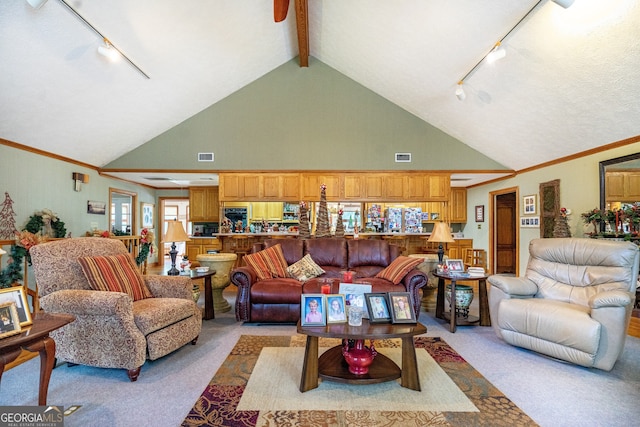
244,244,289,280
78,254,153,301
375,256,423,285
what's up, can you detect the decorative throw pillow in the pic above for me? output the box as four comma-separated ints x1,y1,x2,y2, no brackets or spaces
243,244,289,280
375,256,423,285
287,254,325,281
78,254,153,301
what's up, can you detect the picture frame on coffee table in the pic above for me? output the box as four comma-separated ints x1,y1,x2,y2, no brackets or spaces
0,301,22,339
301,294,326,326
326,294,347,324
365,293,391,323
389,292,416,323
0,286,32,327
339,282,372,318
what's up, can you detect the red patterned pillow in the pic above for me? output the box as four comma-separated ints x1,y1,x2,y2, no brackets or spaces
375,256,423,285
244,244,289,280
78,254,153,301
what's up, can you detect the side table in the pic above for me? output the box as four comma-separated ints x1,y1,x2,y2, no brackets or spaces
433,272,491,333
185,270,217,320
0,312,75,405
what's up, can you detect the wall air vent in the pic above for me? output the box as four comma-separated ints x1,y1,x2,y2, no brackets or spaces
198,152,214,162
395,153,411,162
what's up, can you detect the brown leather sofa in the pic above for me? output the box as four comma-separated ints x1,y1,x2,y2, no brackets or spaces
231,238,427,323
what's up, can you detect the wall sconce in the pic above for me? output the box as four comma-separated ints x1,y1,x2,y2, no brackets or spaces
72,172,89,192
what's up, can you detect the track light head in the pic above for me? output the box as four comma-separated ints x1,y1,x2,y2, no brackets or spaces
97,39,119,61
455,83,466,101
26,0,48,9
552,0,575,8
486,43,506,64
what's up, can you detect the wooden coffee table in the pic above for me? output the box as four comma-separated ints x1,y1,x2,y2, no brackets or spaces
297,320,427,392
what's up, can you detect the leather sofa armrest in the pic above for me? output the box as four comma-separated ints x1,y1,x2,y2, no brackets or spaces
40,289,133,317
231,266,258,321
487,275,538,297
589,290,632,309
144,275,192,300
401,269,428,316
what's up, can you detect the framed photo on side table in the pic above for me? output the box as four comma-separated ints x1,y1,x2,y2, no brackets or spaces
0,301,22,339
0,287,32,327
365,293,391,323
301,294,326,326
389,292,416,323
445,259,465,272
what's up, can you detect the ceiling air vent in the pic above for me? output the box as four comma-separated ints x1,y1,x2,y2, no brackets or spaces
395,153,411,162
198,152,214,162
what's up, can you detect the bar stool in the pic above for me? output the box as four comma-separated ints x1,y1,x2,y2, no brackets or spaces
230,235,252,268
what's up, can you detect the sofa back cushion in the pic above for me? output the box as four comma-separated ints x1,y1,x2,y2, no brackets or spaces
264,239,304,265
30,237,133,297
347,239,391,269
526,238,640,306
304,238,348,270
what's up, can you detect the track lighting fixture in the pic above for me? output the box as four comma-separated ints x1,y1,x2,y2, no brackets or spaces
26,0,150,79
454,0,573,100
455,83,466,101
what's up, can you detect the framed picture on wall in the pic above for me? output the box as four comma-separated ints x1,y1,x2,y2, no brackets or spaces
523,195,537,215
142,203,155,228
475,205,484,222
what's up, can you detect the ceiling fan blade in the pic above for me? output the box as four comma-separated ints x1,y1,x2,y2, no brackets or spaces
274,0,290,22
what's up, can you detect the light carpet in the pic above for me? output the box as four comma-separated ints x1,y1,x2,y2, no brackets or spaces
238,347,476,412
182,335,537,427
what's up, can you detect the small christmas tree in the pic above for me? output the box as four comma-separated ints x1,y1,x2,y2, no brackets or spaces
335,208,345,237
0,192,18,240
553,207,571,238
315,183,331,238
298,201,311,239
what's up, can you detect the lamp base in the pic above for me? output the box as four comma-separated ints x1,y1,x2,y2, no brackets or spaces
168,243,180,276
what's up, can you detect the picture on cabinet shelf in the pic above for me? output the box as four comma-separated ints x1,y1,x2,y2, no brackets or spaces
431,213,440,220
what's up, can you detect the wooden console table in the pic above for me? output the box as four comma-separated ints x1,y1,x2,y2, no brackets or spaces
0,312,75,405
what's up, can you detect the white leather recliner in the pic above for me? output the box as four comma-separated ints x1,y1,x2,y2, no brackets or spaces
488,238,638,371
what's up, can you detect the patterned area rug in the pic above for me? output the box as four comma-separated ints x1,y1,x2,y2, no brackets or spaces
182,335,537,426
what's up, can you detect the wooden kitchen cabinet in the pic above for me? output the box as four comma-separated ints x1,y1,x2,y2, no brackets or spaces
300,173,341,201
447,239,473,260
262,173,300,201
186,238,222,261
426,175,450,201
251,202,283,221
219,174,260,200
189,187,219,222
449,187,467,223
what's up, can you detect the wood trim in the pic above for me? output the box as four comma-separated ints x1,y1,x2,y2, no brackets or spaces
1,138,98,171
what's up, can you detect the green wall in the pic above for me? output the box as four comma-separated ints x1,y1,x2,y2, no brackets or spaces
464,141,640,274
105,58,507,172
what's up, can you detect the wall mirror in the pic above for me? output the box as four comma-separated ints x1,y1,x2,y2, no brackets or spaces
599,152,640,212
109,188,137,235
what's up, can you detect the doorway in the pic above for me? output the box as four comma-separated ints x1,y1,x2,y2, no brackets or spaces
158,197,190,260
490,187,518,275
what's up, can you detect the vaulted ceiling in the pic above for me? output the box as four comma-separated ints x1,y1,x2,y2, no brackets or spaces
1,1,639,187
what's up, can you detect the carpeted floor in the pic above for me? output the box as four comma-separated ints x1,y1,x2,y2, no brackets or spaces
182,335,537,427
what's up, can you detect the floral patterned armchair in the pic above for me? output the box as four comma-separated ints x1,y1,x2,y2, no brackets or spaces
29,237,201,381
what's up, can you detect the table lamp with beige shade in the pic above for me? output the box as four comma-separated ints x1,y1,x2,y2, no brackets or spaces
164,220,190,276
428,221,455,264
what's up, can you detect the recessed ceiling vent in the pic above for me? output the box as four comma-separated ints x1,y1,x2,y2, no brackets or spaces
198,152,214,162
395,153,411,162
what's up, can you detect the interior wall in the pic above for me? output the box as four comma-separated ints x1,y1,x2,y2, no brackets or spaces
465,140,640,274
105,58,508,172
